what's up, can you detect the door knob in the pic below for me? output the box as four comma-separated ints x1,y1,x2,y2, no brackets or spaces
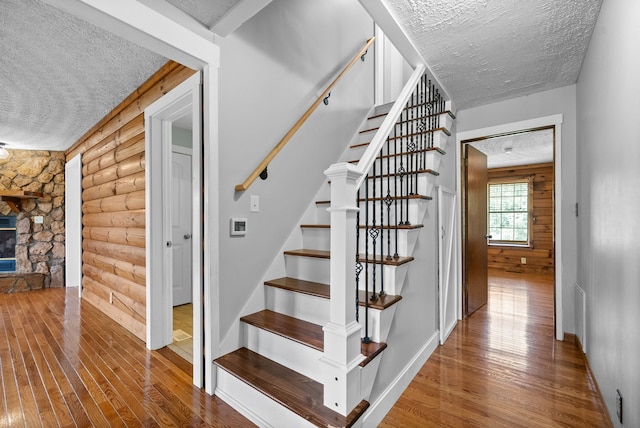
184,233,192,240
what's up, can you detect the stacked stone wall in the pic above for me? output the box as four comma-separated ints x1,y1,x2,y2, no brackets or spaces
0,150,65,287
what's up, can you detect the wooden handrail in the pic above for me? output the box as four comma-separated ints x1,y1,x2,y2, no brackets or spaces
235,37,376,192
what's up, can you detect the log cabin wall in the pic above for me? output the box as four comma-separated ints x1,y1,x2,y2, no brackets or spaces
488,162,554,277
65,61,195,340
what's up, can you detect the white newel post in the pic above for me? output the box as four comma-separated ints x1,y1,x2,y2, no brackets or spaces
321,163,365,415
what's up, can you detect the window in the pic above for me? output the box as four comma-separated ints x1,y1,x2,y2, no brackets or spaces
488,180,531,245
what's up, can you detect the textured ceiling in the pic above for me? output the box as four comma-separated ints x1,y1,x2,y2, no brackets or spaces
470,128,554,169
386,0,603,109
0,0,168,151
165,0,241,28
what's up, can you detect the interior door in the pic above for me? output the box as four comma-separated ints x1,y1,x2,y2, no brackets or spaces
464,144,488,316
438,186,458,344
172,151,193,306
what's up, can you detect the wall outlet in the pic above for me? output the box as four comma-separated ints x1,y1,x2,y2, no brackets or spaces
616,389,622,424
521,257,527,264
33,215,44,224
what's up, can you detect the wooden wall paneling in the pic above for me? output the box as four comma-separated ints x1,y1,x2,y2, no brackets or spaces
82,263,146,308
82,190,145,214
83,134,145,176
82,171,146,202
488,163,554,276
82,251,145,286
82,210,145,229
82,239,146,267
65,60,195,343
82,227,145,248
82,277,146,340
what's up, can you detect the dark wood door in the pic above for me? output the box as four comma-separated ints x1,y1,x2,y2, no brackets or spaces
464,145,488,316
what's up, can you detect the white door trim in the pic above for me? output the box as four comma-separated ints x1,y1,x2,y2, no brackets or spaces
438,186,457,344
145,72,204,385
65,153,82,295
455,114,564,340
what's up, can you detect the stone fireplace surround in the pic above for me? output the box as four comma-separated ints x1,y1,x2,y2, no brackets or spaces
0,150,65,291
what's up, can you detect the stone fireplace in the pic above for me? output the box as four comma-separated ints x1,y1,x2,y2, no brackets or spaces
0,150,66,291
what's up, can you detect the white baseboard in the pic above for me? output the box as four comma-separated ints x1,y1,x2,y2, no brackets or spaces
359,331,439,427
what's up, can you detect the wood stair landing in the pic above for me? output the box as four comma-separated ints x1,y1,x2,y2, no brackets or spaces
241,309,387,367
214,347,369,428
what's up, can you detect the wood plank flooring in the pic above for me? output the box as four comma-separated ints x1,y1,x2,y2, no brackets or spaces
0,288,253,427
168,303,193,363
380,270,612,427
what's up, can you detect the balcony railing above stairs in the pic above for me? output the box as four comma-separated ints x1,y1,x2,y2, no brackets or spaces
234,37,376,192
323,64,450,415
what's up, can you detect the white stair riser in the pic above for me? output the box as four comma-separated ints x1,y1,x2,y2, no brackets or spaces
349,152,442,175
359,304,397,343
433,129,450,151
266,286,328,326
285,254,330,284
244,323,324,383
364,175,436,199
316,198,429,227
215,369,316,428
301,227,419,258
358,263,409,296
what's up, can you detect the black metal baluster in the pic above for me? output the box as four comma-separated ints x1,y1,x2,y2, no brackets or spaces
363,174,370,344
385,136,393,261
393,117,399,259
398,103,406,225
370,150,378,302
355,189,362,324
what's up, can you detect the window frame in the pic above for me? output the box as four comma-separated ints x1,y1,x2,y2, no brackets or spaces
487,177,533,248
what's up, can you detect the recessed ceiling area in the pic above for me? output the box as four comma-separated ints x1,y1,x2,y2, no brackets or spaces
468,128,554,169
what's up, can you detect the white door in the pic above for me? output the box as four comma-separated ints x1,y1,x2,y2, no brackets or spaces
438,186,458,344
172,151,192,306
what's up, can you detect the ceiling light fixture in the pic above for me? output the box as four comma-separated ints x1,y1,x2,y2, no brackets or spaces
503,146,513,153
0,143,9,160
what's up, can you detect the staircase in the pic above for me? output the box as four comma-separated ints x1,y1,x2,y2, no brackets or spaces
214,70,454,427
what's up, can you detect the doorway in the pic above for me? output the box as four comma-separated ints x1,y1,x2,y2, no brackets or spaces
456,115,564,339
145,72,204,385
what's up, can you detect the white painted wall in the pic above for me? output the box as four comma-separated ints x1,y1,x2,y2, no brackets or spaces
455,85,578,334
576,0,639,425
216,0,374,337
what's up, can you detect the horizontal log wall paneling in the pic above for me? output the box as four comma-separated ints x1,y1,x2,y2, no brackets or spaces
65,61,195,340
488,163,554,276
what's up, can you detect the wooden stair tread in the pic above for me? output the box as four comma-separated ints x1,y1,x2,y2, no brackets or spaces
242,309,324,352
300,224,424,230
265,277,329,298
241,310,387,366
214,348,369,427
265,277,403,310
284,249,414,266
315,194,432,204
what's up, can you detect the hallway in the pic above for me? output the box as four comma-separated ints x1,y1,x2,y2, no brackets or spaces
380,270,611,427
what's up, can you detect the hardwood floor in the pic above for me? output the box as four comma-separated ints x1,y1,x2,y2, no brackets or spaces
0,288,253,427
168,303,193,363
380,270,611,427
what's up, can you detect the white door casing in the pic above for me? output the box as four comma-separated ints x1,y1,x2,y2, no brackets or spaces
438,186,458,344
145,72,203,387
172,149,193,307
65,154,82,294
